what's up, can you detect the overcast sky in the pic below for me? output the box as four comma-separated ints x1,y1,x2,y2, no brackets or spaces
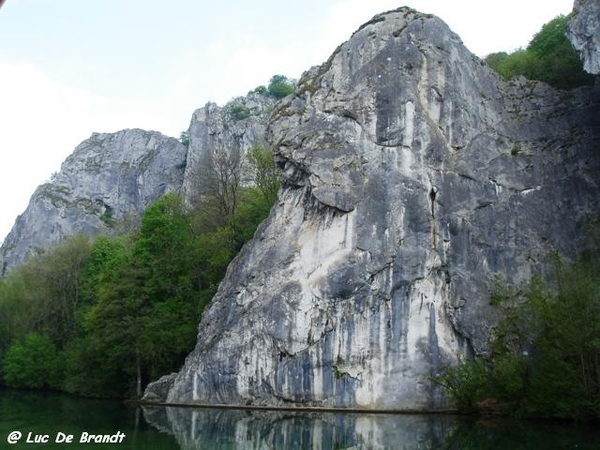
0,0,575,242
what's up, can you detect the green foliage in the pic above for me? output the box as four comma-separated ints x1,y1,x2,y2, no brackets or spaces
99,208,115,227
0,144,280,397
434,258,600,420
3,333,61,389
267,74,295,99
230,105,251,121
247,143,280,207
253,85,268,95
179,131,190,148
485,15,594,90
433,358,488,412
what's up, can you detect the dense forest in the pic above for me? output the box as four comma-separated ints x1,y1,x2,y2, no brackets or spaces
0,143,279,398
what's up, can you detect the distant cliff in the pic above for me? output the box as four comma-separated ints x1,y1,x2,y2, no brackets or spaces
181,93,275,205
0,129,186,274
146,7,600,410
0,93,274,274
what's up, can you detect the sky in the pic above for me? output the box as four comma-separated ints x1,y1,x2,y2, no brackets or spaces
0,0,575,243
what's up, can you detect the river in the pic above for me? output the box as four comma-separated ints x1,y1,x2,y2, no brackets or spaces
1,389,599,449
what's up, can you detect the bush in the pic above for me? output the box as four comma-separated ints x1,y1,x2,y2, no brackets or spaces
179,131,190,148
267,75,295,99
434,358,488,412
3,333,61,389
230,105,251,121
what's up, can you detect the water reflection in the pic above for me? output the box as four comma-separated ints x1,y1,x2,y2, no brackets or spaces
143,406,458,449
3,389,599,450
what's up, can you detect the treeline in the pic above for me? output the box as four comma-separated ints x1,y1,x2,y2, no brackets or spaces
0,144,279,398
485,15,594,90
435,252,600,421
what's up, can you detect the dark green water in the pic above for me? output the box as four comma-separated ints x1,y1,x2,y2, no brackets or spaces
1,389,599,449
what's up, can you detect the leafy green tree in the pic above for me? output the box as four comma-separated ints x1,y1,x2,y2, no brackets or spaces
267,74,295,99
247,143,280,207
0,235,92,347
485,15,594,89
253,85,268,95
434,257,600,420
179,131,190,148
3,333,61,389
0,270,31,352
82,194,202,397
84,260,150,397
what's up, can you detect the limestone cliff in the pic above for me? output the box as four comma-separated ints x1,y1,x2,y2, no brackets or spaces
0,92,273,274
0,129,186,274
146,8,600,410
568,0,600,74
181,93,275,205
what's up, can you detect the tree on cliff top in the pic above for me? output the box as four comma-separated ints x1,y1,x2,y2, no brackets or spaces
485,15,594,89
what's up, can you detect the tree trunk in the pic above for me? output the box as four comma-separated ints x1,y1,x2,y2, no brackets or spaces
136,345,142,397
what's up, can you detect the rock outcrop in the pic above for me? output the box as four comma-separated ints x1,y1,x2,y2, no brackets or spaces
1,92,274,274
146,7,600,410
0,129,186,273
568,0,600,74
181,92,275,205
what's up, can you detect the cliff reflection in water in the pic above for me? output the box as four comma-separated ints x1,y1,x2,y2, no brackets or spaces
142,406,457,449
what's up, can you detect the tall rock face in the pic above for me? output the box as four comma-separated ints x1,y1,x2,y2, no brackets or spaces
0,129,186,274
568,0,600,75
147,8,600,410
181,92,275,205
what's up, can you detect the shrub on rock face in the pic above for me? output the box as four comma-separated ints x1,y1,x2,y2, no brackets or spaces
267,75,295,99
230,105,252,121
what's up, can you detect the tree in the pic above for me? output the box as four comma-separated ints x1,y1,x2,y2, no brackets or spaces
3,333,61,389
267,74,295,99
485,15,594,89
434,257,600,420
2,235,92,347
247,143,280,207
189,146,244,231
83,194,201,397
179,131,190,148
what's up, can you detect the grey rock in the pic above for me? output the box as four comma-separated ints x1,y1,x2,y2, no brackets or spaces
0,129,186,274
0,89,274,274
181,92,275,205
143,373,178,402
142,405,457,449
567,0,600,74
152,8,600,410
